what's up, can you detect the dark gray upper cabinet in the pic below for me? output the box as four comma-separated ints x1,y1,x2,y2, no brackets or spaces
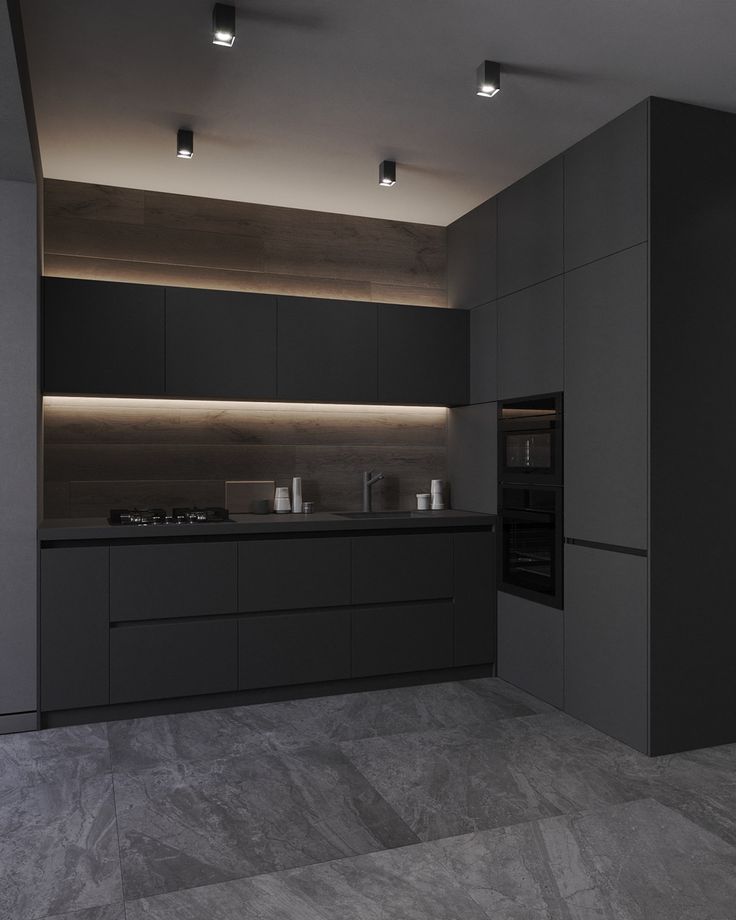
378,304,468,406
469,300,497,404
110,541,237,622
565,543,648,753
564,101,648,272
497,157,563,297
497,276,563,400
40,546,109,712
278,296,378,403
166,288,277,399
565,244,648,550
447,197,497,309
43,277,165,395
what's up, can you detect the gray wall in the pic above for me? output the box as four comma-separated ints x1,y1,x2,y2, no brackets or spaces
0,1,39,732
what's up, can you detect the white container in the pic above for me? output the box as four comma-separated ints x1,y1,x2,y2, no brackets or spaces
292,477,303,513
416,493,431,511
430,479,445,510
274,486,291,513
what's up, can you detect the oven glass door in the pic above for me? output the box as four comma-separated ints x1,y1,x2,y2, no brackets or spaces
503,429,554,476
500,487,561,607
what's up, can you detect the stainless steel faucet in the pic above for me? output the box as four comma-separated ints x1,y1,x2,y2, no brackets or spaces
362,470,384,512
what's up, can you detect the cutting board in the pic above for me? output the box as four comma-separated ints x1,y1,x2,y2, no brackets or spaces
225,480,276,513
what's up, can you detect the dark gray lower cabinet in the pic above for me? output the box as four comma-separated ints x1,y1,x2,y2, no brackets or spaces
41,526,495,715
41,546,109,711
497,591,563,708
564,543,648,753
352,602,454,677
239,537,351,611
239,610,350,689
351,534,453,604
453,532,496,666
110,619,238,703
110,541,237,622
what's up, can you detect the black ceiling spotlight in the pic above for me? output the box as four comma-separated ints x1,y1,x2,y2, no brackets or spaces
176,129,194,159
476,60,501,98
379,160,396,188
212,3,236,46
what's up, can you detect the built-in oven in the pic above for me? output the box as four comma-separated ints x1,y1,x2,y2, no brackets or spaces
499,484,563,608
498,394,562,486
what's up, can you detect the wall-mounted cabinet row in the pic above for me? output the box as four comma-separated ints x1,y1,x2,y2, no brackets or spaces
40,529,495,712
42,278,468,406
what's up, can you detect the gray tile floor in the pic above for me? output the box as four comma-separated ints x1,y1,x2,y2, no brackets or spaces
3,678,736,919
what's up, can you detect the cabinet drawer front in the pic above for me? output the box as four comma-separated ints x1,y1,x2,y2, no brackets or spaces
239,610,350,689
41,546,110,712
110,542,237,622
238,538,350,612
351,534,453,605
351,602,453,677
110,619,237,703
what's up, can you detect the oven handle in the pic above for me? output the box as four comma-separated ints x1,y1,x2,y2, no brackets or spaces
500,509,556,523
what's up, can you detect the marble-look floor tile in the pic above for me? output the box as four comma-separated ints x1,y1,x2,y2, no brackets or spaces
647,742,736,847
108,706,270,774
114,742,418,900
0,771,122,920
432,798,736,920
45,904,127,920
125,840,490,920
0,722,110,792
236,679,539,751
461,676,557,715
340,713,654,841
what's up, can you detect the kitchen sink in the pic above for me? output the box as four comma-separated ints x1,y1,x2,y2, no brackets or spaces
334,511,428,519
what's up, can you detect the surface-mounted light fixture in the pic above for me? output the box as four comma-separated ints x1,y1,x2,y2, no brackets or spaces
212,3,236,46
177,129,194,158
379,160,396,187
476,60,501,97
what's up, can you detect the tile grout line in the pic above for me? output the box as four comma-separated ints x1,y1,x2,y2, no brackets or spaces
106,723,130,920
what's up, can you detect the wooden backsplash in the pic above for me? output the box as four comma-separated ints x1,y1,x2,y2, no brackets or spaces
42,181,449,519
44,399,448,519
43,179,447,307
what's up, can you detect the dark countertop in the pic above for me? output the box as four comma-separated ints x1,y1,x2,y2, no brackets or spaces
39,509,496,542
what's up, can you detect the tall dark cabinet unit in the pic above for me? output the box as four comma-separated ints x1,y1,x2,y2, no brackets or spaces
448,96,736,755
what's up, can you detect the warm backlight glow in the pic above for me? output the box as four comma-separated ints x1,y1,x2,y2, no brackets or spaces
42,395,448,418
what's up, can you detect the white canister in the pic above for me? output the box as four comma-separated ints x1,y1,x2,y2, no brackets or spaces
416,493,431,511
292,477,303,513
274,486,291,513
430,479,445,510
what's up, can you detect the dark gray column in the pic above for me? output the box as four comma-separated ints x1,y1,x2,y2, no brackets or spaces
0,1,40,733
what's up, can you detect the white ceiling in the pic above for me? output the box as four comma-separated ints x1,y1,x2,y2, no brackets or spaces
18,0,736,226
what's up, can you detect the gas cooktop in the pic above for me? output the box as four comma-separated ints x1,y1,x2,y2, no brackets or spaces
108,507,231,526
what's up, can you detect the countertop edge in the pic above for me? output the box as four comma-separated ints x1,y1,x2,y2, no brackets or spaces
38,510,497,542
